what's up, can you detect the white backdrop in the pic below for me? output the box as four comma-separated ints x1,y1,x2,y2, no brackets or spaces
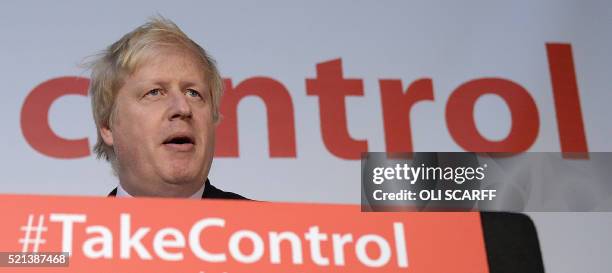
1,1,611,272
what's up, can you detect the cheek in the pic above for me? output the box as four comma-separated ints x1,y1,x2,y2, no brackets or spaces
201,123,216,149
112,109,160,156
111,129,135,161
198,117,216,152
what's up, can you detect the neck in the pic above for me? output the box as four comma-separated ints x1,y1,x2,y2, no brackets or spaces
117,174,206,198
117,180,206,198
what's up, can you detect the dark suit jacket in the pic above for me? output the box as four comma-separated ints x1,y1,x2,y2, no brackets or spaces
108,179,248,200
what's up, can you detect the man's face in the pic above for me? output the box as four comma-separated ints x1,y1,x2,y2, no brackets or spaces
100,47,215,197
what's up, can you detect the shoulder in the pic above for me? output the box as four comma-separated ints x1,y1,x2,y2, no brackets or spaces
203,180,250,200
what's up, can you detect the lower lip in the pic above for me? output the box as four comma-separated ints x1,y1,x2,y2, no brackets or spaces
163,143,195,152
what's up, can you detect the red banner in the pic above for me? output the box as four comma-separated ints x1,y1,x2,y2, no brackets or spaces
0,195,488,272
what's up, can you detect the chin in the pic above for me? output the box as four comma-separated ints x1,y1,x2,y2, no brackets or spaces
160,167,201,185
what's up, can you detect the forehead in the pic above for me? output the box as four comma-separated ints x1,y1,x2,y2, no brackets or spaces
128,46,207,83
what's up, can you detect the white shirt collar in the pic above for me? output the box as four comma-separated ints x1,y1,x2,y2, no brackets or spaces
116,182,206,199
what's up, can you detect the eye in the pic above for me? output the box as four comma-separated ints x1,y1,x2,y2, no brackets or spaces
145,88,162,97
186,89,203,99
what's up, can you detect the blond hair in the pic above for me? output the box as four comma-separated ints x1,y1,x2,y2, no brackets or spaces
88,16,223,164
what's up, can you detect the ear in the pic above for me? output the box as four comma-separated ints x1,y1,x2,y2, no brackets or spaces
100,125,114,146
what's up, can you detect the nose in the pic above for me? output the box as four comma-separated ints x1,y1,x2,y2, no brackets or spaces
168,90,192,120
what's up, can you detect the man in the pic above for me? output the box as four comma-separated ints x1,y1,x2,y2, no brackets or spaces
88,16,246,200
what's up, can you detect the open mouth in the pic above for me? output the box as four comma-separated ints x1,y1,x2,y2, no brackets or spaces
163,136,194,145
163,135,195,151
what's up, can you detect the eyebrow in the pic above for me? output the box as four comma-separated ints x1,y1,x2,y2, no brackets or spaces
136,79,206,89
